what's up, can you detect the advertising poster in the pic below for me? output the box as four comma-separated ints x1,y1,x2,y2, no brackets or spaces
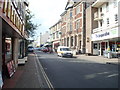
0,71,3,88
7,61,14,77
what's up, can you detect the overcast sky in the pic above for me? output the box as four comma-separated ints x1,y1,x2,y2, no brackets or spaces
28,0,67,39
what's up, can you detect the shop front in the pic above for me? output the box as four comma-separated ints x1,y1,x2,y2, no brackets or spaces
2,35,16,79
92,27,120,58
53,41,60,52
1,19,23,87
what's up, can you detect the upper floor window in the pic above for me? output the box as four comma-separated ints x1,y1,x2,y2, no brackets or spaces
76,20,80,30
76,6,80,15
100,7,102,12
70,11,72,18
107,18,109,25
53,33,55,39
113,0,117,7
70,22,72,31
106,2,109,12
56,31,59,38
115,14,118,21
100,20,103,27
67,23,70,31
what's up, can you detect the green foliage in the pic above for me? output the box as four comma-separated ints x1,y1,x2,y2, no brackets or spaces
25,13,38,37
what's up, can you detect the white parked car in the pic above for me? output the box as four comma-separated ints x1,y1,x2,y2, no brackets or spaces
57,46,73,57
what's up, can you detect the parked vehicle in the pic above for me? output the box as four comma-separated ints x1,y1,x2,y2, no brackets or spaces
41,47,49,53
28,46,34,52
57,46,73,57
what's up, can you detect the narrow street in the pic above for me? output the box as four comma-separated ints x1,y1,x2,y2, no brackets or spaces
35,51,118,88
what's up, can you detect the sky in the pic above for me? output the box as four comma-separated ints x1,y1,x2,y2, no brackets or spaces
28,0,68,40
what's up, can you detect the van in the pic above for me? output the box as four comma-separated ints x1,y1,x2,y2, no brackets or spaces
57,46,73,57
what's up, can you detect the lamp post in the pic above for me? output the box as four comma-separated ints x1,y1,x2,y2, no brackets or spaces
40,33,42,47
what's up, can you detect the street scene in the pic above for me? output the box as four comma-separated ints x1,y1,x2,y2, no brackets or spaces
0,0,120,89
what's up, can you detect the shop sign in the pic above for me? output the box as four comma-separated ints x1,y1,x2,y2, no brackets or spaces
92,27,119,41
7,60,16,78
0,71,3,88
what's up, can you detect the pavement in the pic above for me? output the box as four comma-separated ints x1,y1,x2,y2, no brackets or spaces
2,53,42,89
74,54,119,65
2,52,119,89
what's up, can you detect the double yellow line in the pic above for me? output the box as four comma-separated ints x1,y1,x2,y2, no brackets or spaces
35,53,54,90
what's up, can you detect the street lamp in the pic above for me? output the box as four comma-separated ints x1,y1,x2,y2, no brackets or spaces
40,33,42,47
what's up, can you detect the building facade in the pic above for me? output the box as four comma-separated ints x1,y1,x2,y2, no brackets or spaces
0,0,28,88
60,0,94,54
91,0,120,57
50,0,95,54
49,20,62,52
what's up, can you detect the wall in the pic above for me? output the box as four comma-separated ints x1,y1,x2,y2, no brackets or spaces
0,17,2,80
86,6,98,54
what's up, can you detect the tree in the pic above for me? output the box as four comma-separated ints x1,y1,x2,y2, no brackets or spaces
25,13,38,37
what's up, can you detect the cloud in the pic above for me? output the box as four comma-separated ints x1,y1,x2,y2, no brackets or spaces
28,0,67,28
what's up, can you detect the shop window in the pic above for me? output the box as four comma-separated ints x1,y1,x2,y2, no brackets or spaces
116,42,120,52
5,38,12,62
93,43,98,49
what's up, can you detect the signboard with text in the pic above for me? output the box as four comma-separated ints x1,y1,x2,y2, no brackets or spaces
92,27,119,41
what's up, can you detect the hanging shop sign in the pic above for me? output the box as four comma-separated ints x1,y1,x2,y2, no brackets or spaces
92,27,119,41
0,71,3,88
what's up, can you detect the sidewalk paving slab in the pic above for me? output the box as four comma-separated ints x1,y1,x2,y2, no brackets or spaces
2,53,42,89
75,54,119,65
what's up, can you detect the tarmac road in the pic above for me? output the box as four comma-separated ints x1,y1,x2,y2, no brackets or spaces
36,51,118,88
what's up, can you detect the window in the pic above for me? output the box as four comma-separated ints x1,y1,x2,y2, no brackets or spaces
93,43,98,49
71,36,73,46
70,11,72,18
76,6,80,14
67,23,70,31
76,20,80,30
53,33,55,39
113,0,117,7
5,38,12,62
56,31,59,38
106,2,109,12
100,7,102,12
107,18,109,25
70,22,72,31
115,14,118,21
100,20,103,27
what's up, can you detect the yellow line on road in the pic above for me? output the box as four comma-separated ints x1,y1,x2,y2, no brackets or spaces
35,53,54,90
